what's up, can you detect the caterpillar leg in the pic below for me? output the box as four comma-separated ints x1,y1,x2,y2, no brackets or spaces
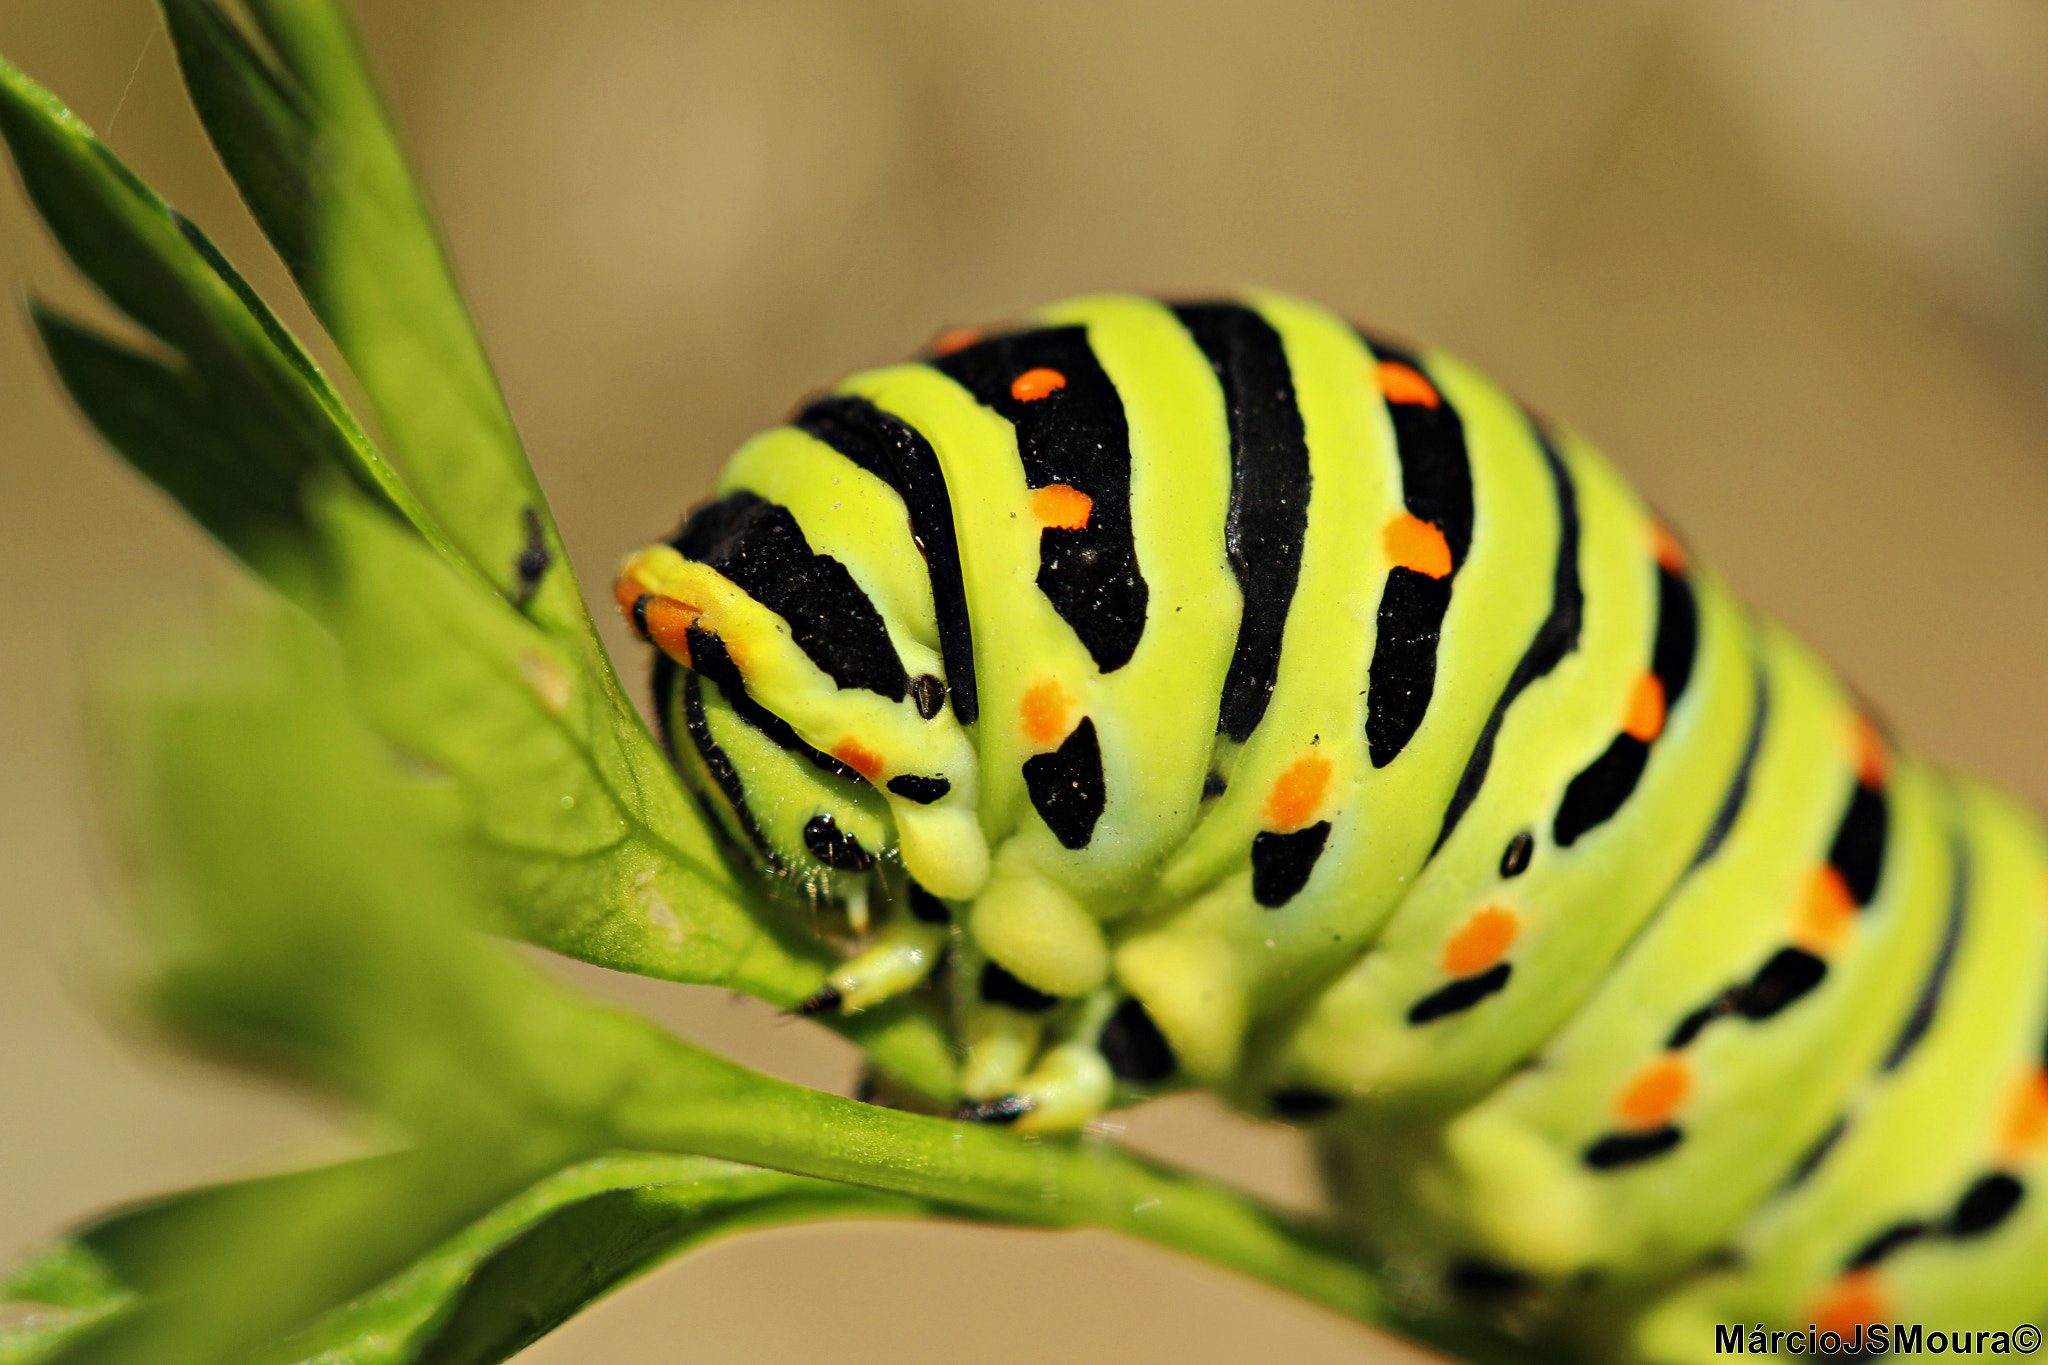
957,984,1049,1107
807,878,954,1013
967,1039,1117,1133
954,961,1190,1131
951,856,1129,1129
960,892,1264,1130
957,976,1119,1132
955,935,1065,1105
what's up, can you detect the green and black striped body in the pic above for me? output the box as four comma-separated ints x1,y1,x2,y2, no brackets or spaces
615,293,2048,1359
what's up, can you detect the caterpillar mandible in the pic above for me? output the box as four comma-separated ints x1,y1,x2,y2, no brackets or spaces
613,291,2048,1361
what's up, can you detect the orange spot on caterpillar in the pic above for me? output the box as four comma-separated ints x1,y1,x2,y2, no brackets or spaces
612,574,644,616
929,326,982,357
1032,484,1093,530
1382,512,1452,579
1375,360,1440,408
642,596,701,667
1623,673,1667,742
832,740,885,782
1441,905,1519,977
2001,1069,2048,1162
1852,714,1890,789
1650,521,1690,575
1810,1270,1887,1340
1615,1054,1691,1131
1020,677,1074,748
1010,367,1067,402
1264,753,1334,832
1794,865,1858,955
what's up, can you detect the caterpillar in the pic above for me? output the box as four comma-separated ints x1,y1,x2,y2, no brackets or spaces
613,292,2048,1361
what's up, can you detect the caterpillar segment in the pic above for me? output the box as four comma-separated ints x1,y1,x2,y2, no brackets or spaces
1632,781,2048,1362
617,290,2048,1350
1317,622,1954,1328
1239,443,1758,1118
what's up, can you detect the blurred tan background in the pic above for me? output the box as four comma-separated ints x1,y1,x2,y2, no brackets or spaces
5,2,2048,1362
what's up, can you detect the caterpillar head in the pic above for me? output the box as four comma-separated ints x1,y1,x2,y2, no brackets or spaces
615,493,990,901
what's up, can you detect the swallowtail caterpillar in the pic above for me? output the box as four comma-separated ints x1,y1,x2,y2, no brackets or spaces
614,292,2048,1360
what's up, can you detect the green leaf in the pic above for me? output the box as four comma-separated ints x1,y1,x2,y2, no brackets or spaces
312,484,786,997
0,56,446,577
3,1157,931,1365
101,598,701,1140
7,1152,561,1365
0,43,821,1046
61,605,658,1362
0,1159,425,1364
30,297,310,575
158,0,592,648
0,1243,128,1364
279,1157,931,1365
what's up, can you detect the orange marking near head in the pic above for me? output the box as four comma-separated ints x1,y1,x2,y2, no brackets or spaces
1032,484,1094,530
1264,753,1334,832
1375,360,1440,408
1852,714,1890,789
1020,677,1075,748
1383,512,1453,579
1623,673,1667,742
1650,522,1690,575
1010,367,1067,402
1795,865,1858,955
2001,1069,2048,1163
613,574,644,616
1442,906,1519,977
1615,1054,1691,1130
832,740,886,783
1810,1270,1887,1339
929,326,983,357
642,596,702,667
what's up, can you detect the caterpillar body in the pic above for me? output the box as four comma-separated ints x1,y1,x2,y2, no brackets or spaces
614,292,2048,1360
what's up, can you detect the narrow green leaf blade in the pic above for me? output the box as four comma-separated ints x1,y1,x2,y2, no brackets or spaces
152,0,315,268
402,1172,927,1365
73,1162,565,1365
0,55,444,567
313,485,796,995
0,1241,128,1364
31,308,312,578
8,1151,560,1365
63,604,668,1363
3,1157,931,1365
107,603,569,1131
119,8,790,1019
1,1158,503,1365
160,0,591,644
4,45,770,1042
279,1158,930,1365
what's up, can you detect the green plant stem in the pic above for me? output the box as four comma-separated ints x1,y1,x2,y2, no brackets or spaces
592,1036,1382,1325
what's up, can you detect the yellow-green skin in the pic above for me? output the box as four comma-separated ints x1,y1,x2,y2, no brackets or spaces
616,292,2048,1360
